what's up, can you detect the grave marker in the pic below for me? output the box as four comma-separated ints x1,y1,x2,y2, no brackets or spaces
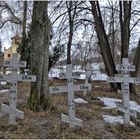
50,64,91,127
107,58,140,125
49,84,91,94
0,53,36,124
59,71,81,79
61,64,82,127
84,63,92,95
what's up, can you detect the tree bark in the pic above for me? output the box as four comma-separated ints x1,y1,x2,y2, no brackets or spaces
19,1,27,61
22,1,27,39
120,1,132,60
40,2,51,109
132,38,140,77
66,1,74,64
28,1,50,110
90,1,118,90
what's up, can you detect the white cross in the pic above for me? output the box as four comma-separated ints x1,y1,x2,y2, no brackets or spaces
0,53,36,124
59,71,81,79
61,64,82,127
50,64,91,127
49,84,91,94
107,58,140,125
84,63,92,95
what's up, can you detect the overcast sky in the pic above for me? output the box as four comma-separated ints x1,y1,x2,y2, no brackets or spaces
0,0,140,52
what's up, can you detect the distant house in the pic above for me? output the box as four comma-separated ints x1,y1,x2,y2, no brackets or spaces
4,35,21,60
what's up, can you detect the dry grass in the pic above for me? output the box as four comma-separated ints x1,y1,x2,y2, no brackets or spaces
0,80,140,138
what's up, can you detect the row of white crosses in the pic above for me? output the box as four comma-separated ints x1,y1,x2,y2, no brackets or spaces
0,53,36,124
49,64,92,127
107,58,140,126
59,63,93,96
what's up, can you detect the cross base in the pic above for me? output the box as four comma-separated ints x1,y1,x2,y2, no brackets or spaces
116,103,137,118
0,111,7,118
61,114,83,127
1,103,24,124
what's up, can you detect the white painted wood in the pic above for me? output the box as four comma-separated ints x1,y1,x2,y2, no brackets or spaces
66,64,75,127
49,84,91,94
4,60,26,68
84,63,92,95
116,64,135,72
0,53,36,124
50,64,91,127
4,54,26,68
61,114,83,127
116,58,135,72
116,103,137,118
59,72,80,79
0,111,7,118
107,77,136,83
1,103,24,124
2,74,36,82
107,58,139,125
108,77,140,84
61,64,83,127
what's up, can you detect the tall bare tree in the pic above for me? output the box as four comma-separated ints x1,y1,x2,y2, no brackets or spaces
119,1,132,60
18,1,27,61
90,1,118,90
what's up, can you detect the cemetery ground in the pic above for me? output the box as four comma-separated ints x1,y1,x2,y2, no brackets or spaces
0,80,140,139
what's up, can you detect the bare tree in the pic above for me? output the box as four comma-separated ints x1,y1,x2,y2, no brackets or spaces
90,1,118,90
119,1,132,60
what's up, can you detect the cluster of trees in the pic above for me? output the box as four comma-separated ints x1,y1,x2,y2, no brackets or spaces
0,1,140,110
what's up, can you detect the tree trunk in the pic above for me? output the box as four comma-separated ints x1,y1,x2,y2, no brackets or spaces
20,1,27,60
90,1,118,90
40,2,51,109
22,1,27,39
119,1,135,94
132,38,140,77
66,1,74,64
130,38,140,94
120,1,132,60
28,1,50,110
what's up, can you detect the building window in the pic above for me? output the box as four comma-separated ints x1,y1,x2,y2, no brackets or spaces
8,54,11,58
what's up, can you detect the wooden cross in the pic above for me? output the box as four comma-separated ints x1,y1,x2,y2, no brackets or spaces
50,64,91,127
84,63,92,95
49,84,91,94
107,58,140,125
0,53,36,124
59,71,81,79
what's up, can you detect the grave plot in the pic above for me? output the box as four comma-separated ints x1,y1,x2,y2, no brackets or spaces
49,64,91,127
107,58,140,126
0,74,140,138
0,53,36,124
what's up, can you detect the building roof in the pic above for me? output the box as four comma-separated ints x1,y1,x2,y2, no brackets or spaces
11,35,21,40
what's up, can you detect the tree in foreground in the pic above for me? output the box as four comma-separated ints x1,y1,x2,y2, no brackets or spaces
27,1,51,111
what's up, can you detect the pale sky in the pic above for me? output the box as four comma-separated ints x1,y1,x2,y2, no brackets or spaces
1,0,140,52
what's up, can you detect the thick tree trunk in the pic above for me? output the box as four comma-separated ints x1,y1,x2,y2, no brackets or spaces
40,2,51,109
28,1,50,110
90,1,118,90
120,1,132,60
